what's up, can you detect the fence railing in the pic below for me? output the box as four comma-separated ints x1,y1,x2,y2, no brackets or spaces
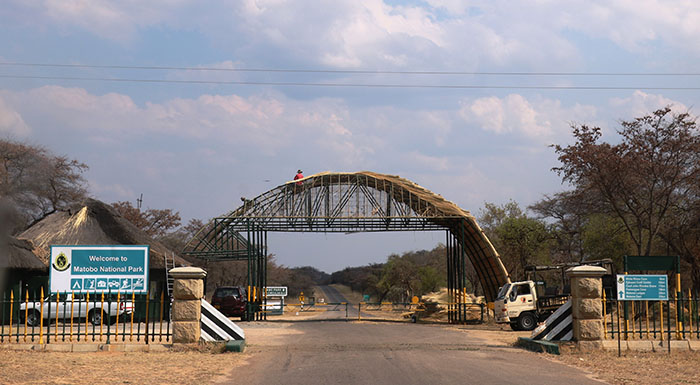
277,301,485,323
0,287,171,344
603,290,699,341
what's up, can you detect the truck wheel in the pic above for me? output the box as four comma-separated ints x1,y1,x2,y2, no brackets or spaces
517,312,537,331
509,322,521,331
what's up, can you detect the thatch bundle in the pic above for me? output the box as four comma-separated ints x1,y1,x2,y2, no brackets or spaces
18,198,188,269
0,235,45,271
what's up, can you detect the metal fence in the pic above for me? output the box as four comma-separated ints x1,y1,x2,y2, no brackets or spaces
276,301,485,323
603,290,699,341
0,287,171,344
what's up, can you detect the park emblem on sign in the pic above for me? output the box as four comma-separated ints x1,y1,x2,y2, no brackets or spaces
53,252,70,271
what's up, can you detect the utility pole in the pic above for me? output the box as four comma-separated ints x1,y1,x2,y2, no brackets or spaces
136,193,143,211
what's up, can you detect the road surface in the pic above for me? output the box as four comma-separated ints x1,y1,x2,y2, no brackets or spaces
311,285,358,320
222,321,606,385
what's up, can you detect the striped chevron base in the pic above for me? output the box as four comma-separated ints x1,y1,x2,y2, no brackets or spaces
200,299,246,342
532,299,572,341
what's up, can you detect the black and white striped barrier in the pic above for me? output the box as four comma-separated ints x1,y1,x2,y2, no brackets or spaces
532,299,572,341
200,299,245,341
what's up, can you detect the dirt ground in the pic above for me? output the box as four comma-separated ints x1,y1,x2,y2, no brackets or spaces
0,347,246,385
2,322,699,384
551,346,700,385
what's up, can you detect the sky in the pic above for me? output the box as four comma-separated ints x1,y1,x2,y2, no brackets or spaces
1,1,699,273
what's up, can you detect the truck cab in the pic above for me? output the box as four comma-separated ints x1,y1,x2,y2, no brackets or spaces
494,281,541,331
495,259,614,331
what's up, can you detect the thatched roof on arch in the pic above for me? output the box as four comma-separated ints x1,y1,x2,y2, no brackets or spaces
18,198,189,270
190,170,510,302
0,235,46,271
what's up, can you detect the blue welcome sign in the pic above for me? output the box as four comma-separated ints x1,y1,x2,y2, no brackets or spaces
50,245,149,293
616,274,668,301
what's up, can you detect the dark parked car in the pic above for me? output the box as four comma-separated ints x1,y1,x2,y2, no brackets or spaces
211,286,247,320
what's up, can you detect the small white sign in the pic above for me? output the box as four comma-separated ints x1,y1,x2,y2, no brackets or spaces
266,286,288,297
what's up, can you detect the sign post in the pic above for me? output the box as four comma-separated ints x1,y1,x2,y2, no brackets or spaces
50,245,149,294
264,286,288,315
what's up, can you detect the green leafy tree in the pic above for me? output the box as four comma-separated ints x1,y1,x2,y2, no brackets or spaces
479,201,552,280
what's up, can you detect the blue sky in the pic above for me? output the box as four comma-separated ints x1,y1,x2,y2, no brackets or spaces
1,1,699,273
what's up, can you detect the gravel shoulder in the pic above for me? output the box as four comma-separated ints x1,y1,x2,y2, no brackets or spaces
0,347,246,385
550,346,700,385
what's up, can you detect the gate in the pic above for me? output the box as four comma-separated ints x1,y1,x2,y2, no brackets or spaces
0,287,171,344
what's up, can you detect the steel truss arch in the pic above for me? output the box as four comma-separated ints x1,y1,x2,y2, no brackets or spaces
183,171,510,314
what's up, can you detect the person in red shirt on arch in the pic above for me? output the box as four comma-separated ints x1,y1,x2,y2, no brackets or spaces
294,169,304,185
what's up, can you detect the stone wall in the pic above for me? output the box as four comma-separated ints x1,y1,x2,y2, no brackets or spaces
566,266,607,350
170,267,206,344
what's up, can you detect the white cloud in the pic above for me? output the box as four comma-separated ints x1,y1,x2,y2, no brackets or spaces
0,97,31,137
6,1,700,69
610,90,690,117
88,180,134,201
459,94,597,139
406,151,449,172
564,1,700,54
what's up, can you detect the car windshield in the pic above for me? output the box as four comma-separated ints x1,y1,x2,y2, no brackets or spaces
215,288,240,297
496,284,511,300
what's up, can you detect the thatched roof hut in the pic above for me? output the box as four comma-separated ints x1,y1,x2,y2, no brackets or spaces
0,235,46,271
18,198,189,271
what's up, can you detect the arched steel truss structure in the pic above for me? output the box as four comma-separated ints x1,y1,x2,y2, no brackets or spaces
183,171,510,323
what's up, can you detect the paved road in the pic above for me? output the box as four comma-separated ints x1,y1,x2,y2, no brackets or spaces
312,285,358,320
316,285,348,304
222,322,606,385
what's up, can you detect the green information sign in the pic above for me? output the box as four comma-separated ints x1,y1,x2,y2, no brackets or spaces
50,245,149,293
616,274,668,301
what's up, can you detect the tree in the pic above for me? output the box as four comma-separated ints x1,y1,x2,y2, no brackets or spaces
0,139,88,232
580,214,632,268
159,218,206,254
530,191,588,263
658,184,700,291
479,201,552,280
553,107,700,257
111,201,181,238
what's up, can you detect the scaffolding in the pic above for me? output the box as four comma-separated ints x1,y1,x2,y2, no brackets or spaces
182,171,510,323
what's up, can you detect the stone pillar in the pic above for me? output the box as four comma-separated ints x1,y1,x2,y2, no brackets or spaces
170,267,206,344
566,265,607,350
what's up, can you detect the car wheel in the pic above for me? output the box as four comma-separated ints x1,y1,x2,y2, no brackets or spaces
25,309,41,327
517,312,537,331
509,322,521,331
89,309,105,326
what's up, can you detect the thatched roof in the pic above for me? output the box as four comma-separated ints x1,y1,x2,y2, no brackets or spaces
18,198,188,269
0,235,46,271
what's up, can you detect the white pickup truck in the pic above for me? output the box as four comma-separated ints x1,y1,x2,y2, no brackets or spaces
495,259,614,331
20,292,134,326
494,280,568,331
